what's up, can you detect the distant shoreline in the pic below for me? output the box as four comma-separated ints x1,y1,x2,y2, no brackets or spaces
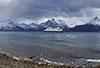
0,31,99,32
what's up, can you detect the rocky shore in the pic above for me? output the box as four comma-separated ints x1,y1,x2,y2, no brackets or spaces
0,53,100,68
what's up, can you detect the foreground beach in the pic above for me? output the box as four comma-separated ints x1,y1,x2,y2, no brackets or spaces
0,53,99,68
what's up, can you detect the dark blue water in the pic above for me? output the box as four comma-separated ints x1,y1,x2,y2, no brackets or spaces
0,32,100,61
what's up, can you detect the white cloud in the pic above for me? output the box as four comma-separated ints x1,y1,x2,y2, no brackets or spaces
80,7,100,17
0,0,12,6
54,16,91,27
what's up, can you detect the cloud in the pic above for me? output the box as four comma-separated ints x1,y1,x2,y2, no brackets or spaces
0,0,100,21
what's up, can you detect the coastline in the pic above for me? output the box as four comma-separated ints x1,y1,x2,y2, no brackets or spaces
0,53,99,68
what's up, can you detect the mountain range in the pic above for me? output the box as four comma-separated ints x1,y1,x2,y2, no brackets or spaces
0,17,100,32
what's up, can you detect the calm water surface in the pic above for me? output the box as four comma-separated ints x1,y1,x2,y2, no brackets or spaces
0,32,100,60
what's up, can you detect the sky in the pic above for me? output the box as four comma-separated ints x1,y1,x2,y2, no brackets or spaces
0,0,100,24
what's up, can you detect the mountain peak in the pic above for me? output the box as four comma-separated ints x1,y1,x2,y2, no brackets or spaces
45,19,58,26
47,18,56,23
88,16,100,25
51,18,55,21
94,16,99,22
6,20,14,24
92,16,100,25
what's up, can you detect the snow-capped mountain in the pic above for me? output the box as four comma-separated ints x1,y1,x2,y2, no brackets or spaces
40,18,68,31
0,17,100,32
0,20,40,31
91,16,100,24
66,16,100,32
40,19,58,28
69,23,100,32
0,20,22,31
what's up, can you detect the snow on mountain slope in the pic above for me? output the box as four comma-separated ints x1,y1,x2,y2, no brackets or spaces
38,16,96,28
0,16,99,31
16,16,91,27
28,23,40,31
89,16,100,25
29,23,39,28
0,20,30,31
40,19,58,28
40,18,67,28
16,23,31,31
0,20,40,31
44,27,63,32
53,16,100,28
50,16,91,27
0,20,18,30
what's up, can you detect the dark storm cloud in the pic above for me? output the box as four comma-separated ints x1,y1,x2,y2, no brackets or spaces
1,0,100,20
11,0,85,18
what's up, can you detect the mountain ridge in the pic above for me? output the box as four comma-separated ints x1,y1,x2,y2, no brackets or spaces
0,17,100,32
